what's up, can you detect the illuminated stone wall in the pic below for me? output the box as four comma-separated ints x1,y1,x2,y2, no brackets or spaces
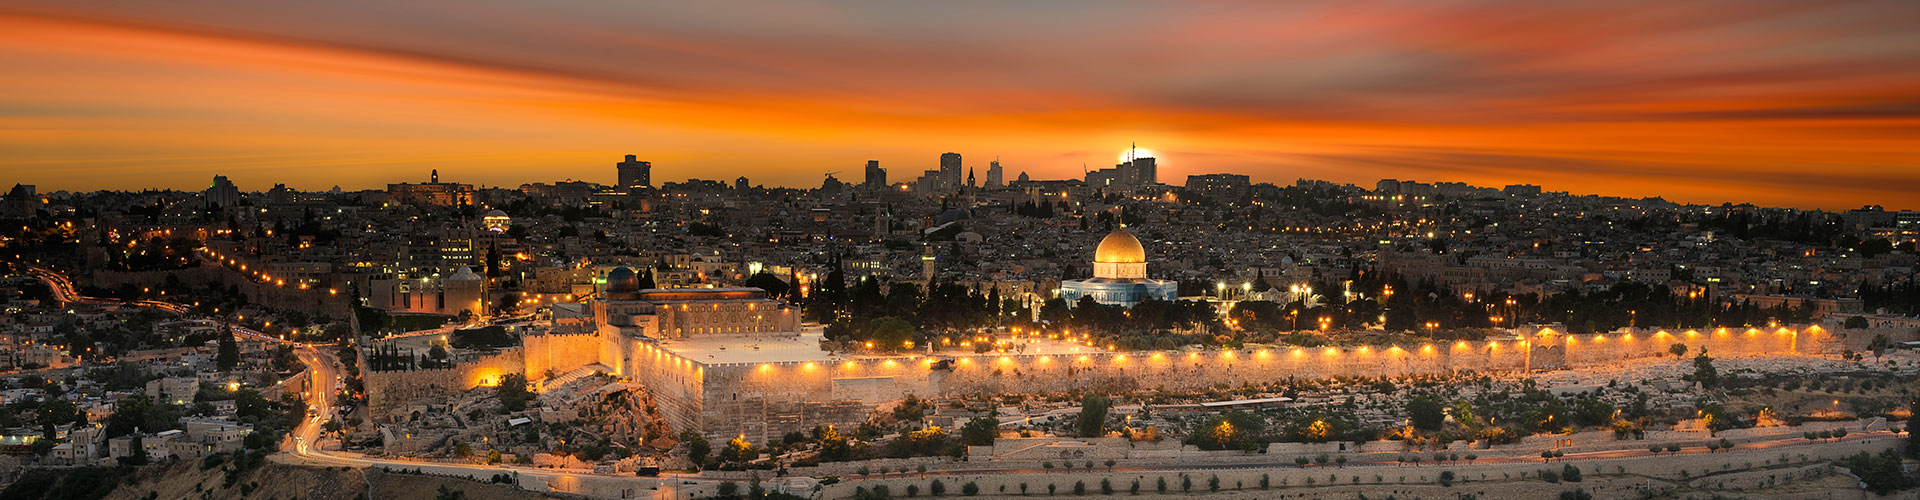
642,327,1838,442
522,331,601,380
623,341,708,436
361,348,523,421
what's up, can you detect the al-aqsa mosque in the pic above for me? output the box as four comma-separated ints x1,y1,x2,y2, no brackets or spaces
1059,228,1178,307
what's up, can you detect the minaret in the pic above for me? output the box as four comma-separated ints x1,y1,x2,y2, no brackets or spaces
921,246,937,281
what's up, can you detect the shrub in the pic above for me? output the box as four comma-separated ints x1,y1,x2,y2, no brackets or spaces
1072,480,1085,495
962,481,978,496
1439,470,1456,487
1561,464,1582,482
929,479,944,496
1100,478,1113,495
1208,475,1220,492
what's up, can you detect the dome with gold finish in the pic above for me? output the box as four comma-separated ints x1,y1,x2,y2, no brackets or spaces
1063,226,1176,307
1093,229,1147,264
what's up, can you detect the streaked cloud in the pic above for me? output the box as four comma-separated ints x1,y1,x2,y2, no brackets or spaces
2,0,1916,208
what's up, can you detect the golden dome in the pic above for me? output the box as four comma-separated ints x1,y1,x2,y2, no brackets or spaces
1093,229,1147,264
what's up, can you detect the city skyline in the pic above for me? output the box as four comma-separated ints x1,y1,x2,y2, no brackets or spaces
4,1,1919,210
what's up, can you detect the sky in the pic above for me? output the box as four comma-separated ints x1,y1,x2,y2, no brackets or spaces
2,1,1917,210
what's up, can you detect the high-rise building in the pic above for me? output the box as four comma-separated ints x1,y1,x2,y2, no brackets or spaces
939,152,962,192
985,160,1003,188
1089,149,1159,189
205,175,240,209
864,160,886,189
616,155,651,189
1185,173,1250,199
1127,156,1156,185
1502,184,1543,197
388,170,474,206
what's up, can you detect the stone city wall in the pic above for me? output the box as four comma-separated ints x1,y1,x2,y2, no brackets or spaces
623,341,708,436
91,266,353,319
659,327,1833,442
522,331,602,380
361,348,523,420
819,435,1899,500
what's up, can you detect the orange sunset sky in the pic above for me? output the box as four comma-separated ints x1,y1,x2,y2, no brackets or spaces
2,1,1917,210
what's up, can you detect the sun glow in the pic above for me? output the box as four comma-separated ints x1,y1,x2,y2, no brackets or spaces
1119,147,1158,163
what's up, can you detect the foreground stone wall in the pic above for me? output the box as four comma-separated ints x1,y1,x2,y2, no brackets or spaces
651,327,1834,441
819,435,1899,500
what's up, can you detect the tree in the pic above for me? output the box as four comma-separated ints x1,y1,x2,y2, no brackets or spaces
1668,343,1688,357
1869,334,1890,358
1077,393,1112,437
36,397,79,440
742,272,790,299
1689,351,1719,389
217,325,240,370
681,431,710,468
496,373,532,411
1406,395,1446,431
961,416,999,446
1844,316,1870,329
123,432,149,465
434,485,468,500
1846,449,1913,494
721,436,757,464
1907,403,1920,458
868,316,915,350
